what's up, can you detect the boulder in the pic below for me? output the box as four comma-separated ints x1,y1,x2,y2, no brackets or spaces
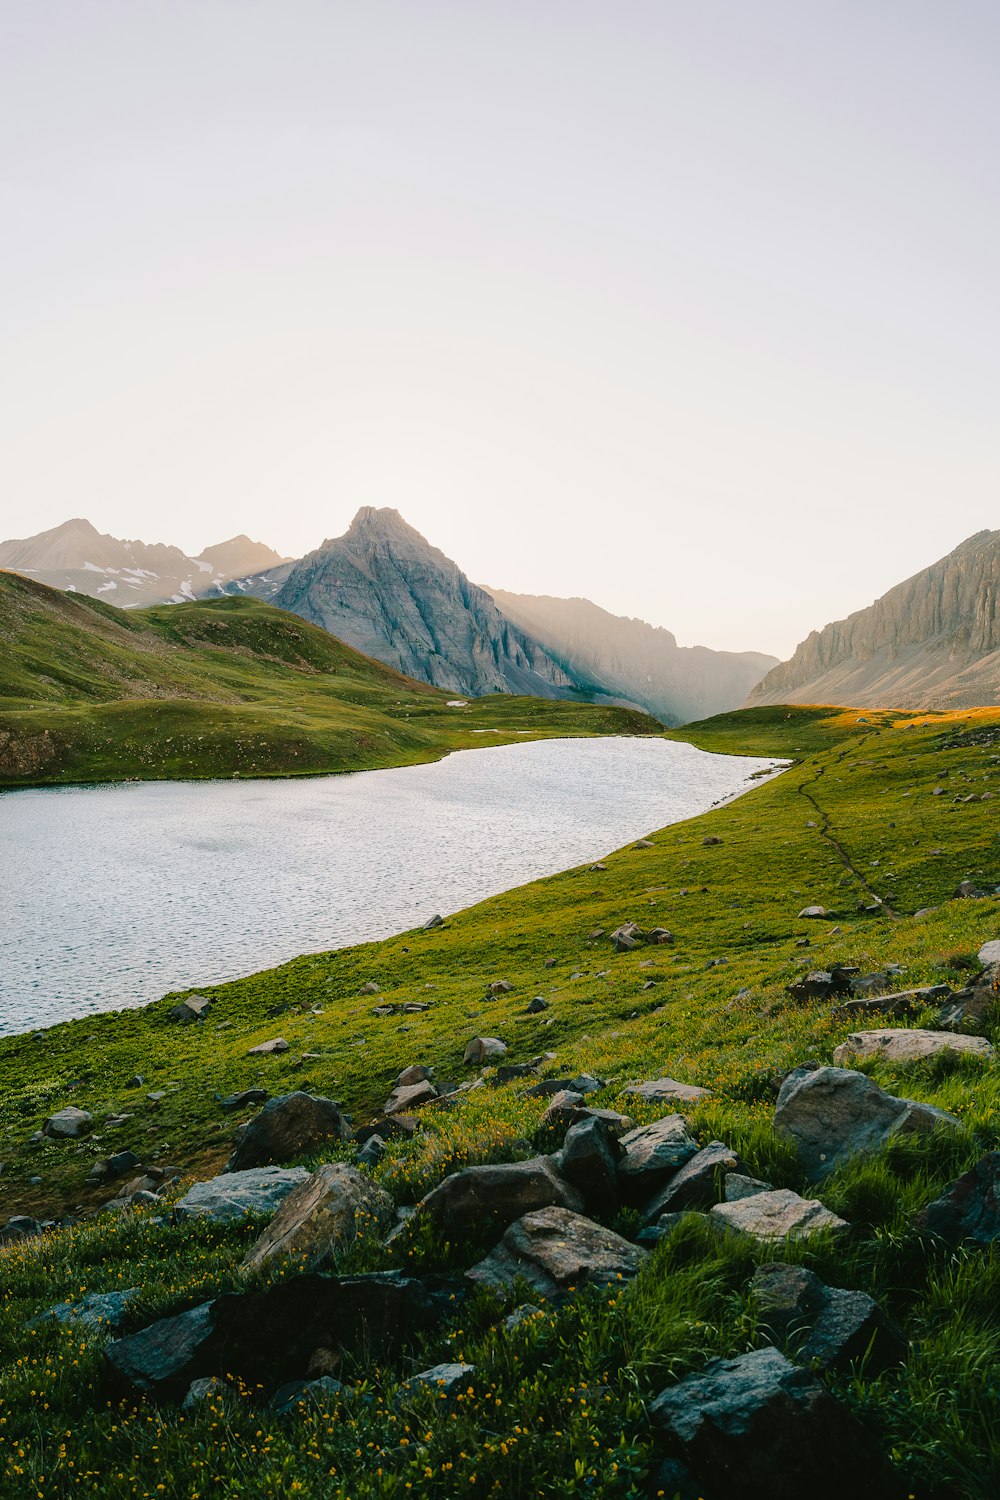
226,1092,352,1172
167,995,211,1024
221,1089,269,1114
0,1215,42,1245
396,1064,434,1088
42,1107,93,1140
832,1029,992,1066
423,914,444,929
621,1077,712,1105
774,1065,959,1177
540,1088,586,1126
616,1114,698,1198
724,1174,773,1202
383,1079,439,1114
467,1207,647,1297
786,968,856,1002
354,1115,418,1146
916,1150,1000,1245
414,1156,582,1235
181,1376,229,1412
835,986,951,1020
751,1264,905,1374
556,1117,623,1216
247,1037,289,1055
710,1189,849,1244
488,979,513,995
649,1347,907,1500
174,1166,310,1223
641,1141,743,1221
462,1037,508,1066
106,1272,450,1401
43,1289,139,1333
526,997,549,1014
357,1136,387,1170
978,940,1000,966
397,1362,474,1401
636,1211,699,1248
242,1163,395,1273
797,906,830,919
272,1375,344,1414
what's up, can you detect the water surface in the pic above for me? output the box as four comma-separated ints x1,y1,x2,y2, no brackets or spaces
0,736,781,1033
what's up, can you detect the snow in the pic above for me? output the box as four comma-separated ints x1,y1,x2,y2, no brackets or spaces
97,580,118,593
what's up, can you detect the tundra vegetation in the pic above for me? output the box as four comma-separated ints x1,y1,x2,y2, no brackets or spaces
1,702,1000,1498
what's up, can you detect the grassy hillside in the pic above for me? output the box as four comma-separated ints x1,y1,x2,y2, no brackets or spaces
1,704,1000,1496
0,571,657,785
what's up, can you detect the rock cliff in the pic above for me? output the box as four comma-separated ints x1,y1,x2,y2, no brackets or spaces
748,530,1000,709
270,508,587,699
486,589,777,726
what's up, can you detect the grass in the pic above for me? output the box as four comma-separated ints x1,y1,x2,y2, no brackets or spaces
1,702,1000,1496
0,571,655,786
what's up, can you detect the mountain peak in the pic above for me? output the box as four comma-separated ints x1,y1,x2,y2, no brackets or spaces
345,506,425,542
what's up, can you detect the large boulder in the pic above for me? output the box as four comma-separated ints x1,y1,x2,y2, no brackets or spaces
174,1166,310,1223
42,1107,93,1140
227,1092,352,1172
383,1079,439,1114
43,1289,140,1334
649,1347,907,1500
752,1264,905,1374
467,1207,647,1297
462,1037,508,1066
621,1077,712,1105
242,1163,395,1273
414,1156,582,1236
774,1066,959,1177
915,1151,1000,1246
106,1272,452,1401
977,940,1000,966
832,1029,992,1066
556,1116,624,1216
710,1189,848,1244
641,1141,743,1222
167,995,211,1024
616,1114,698,1199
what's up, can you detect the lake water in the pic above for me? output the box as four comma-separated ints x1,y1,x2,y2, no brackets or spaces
0,736,781,1034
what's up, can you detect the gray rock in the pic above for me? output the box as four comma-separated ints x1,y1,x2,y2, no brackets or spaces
641,1141,743,1221
0,1215,41,1245
242,1163,395,1273
916,1150,1000,1245
752,1263,905,1373
797,906,829,919
617,1114,698,1197
398,1362,475,1400
42,1107,93,1140
167,995,211,1024
724,1174,773,1201
833,1028,992,1066
43,1289,139,1333
462,1037,508,1066
221,1089,269,1114
423,914,444,930
503,1303,542,1331
227,1092,352,1171
357,1135,387,1170
540,1088,586,1126
775,1065,960,1176
383,1079,439,1114
174,1166,310,1222
636,1211,697,1247
557,1116,623,1216
247,1037,289,1055
526,997,549,1014
467,1207,647,1296
106,1301,217,1398
710,1189,849,1244
978,940,1000,966
181,1375,229,1412
272,1375,344,1414
414,1156,582,1236
621,1077,712,1105
396,1064,434,1088
649,1347,907,1500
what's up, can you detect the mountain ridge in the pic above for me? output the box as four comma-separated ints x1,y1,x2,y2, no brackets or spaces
748,529,1000,709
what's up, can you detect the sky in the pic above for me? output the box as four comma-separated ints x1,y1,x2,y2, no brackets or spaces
2,1,998,659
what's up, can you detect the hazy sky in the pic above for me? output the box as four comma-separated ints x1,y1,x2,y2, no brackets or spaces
2,2,998,657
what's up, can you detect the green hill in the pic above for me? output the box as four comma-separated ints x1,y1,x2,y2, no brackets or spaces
1,704,999,1496
0,571,656,785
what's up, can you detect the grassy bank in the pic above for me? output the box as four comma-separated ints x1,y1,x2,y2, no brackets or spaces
0,571,654,786
1,704,999,1497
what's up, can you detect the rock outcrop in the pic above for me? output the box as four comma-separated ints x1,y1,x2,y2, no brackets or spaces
269,508,588,699
748,528,1000,709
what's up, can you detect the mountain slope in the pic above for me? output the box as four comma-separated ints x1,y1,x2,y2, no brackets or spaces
0,571,654,785
749,529,1000,709
486,588,777,725
0,518,286,608
270,507,592,699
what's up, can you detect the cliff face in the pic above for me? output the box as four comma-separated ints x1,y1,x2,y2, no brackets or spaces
748,529,1000,709
271,508,584,699
486,589,777,726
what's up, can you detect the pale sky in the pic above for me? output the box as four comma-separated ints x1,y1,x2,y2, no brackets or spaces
2,1,998,658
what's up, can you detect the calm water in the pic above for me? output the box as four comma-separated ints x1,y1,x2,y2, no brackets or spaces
0,737,781,1034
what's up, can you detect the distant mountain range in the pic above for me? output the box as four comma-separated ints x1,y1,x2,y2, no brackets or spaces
0,509,781,721
0,517,289,608
748,529,1000,710
486,588,777,727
